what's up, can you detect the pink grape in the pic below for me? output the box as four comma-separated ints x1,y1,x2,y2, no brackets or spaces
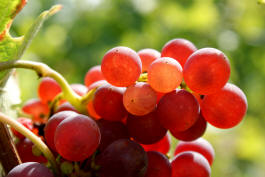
201,83,247,129
148,57,183,93
38,77,61,104
101,46,142,87
84,65,105,87
183,48,231,95
123,82,157,116
161,38,197,67
138,48,160,72
71,83,88,96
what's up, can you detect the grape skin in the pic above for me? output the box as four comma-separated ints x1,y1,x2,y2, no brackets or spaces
84,65,105,87
101,46,142,87
141,134,171,155
70,83,88,96
11,118,33,139
171,151,211,177
183,48,231,95
126,111,167,144
123,82,157,116
161,38,197,67
55,114,101,161
148,57,183,93
201,83,247,129
174,138,215,166
138,48,160,72
38,77,61,104
7,162,54,177
157,89,200,132
96,139,148,177
144,151,171,177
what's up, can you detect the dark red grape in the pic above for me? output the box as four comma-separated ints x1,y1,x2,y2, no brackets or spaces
161,38,197,67
138,48,160,72
170,113,207,141
38,77,61,104
183,48,230,95
11,118,33,139
93,84,127,121
174,138,215,166
101,46,142,87
144,151,171,177
7,162,54,177
126,111,167,144
44,111,77,151
55,114,101,161
22,98,50,124
97,139,148,177
84,65,105,87
171,151,211,177
201,83,247,129
157,89,199,132
123,82,157,116
16,138,47,163
141,134,171,155
97,119,129,151
148,57,183,93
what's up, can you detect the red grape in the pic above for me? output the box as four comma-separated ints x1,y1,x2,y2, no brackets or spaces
96,139,148,177
97,119,129,151
38,77,61,104
84,65,105,87
157,89,199,132
11,118,33,139
22,98,50,124
55,114,100,161
138,48,160,72
148,57,183,93
70,83,88,96
87,80,108,91
93,84,127,121
86,101,101,120
171,151,211,177
101,46,142,87
174,138,215,166
144,151,171,177
44,111,77,151
55,102,79,113
141,134,171,155
7,162,54,177
123,82,157,116
161,38,197,67
126,111,167,144
183,48,231,95
170,113,207,141
201,83,247,129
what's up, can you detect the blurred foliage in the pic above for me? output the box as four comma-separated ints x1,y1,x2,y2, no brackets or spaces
8,0,265,176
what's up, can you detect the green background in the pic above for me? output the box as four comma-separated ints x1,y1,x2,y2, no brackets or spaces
10,0,265,176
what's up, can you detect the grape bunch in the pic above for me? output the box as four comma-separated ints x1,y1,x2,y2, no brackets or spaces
6,38,247,177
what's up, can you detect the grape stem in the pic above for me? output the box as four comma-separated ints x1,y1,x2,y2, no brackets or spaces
0,112,60,175
0,60,94,114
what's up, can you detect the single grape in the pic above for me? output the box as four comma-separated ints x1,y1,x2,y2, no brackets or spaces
174,138,215,166
183,48,231,95
157,89,199,132
96,139,148,177
171,151,211,177
16,138,47,163
84,65,105,87
55,114,101,161
138,48,160,72
144,151,171,177
38,77,61,104
87,80,108,91
126,111,167,144
7,162,53,177
141,134,171,155
170,113,207,141
97,119,129,151
123,82,157,116
22,98,50,124
148,57,183,93
55,102,79,113
44,111,77,151
93,84,127,121
201,83,247,129
161,38,197,67
11,118,33,139
70,83,88,96
101,46,142,87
